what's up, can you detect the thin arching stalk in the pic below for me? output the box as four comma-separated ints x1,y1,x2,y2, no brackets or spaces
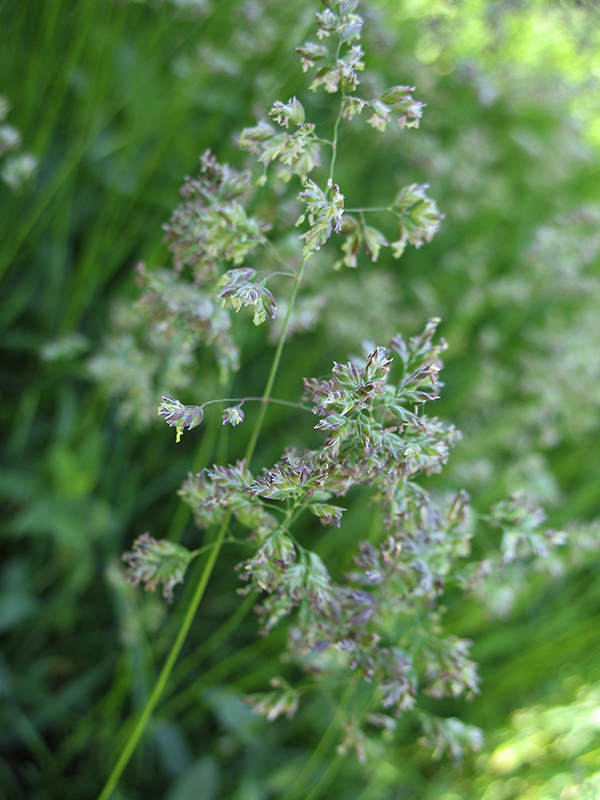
97,255,311,800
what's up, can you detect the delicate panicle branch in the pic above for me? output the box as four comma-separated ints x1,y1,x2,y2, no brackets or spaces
157,395,311,442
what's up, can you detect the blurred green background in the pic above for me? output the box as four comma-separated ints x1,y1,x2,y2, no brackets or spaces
2,0,600,798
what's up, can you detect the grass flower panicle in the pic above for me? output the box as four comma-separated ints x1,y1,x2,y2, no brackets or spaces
93,1,573,795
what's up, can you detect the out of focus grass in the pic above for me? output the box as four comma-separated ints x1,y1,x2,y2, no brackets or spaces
1,0,600,798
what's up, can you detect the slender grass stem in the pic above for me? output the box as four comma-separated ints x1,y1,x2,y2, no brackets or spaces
326,39,345,184
262,237,298,274
168,590,257,689
161,632,281,719
345,206,393,213
303,755,343,800
97,513,229,800
279,681,355,800
244,254,310,466
97,251,311,800
329,109,343,184
9,703,65,789
199,396,311,414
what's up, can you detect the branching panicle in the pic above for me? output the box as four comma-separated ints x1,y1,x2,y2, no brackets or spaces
107,0,569,777
180,462,278,538
174,321,489,749
123,533,195,603
163,150,268,278
239,97,321,182
217,268,277,325
488,493,567,563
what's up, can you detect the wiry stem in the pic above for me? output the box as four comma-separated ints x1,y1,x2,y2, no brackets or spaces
200,395,311,414
244,253,310,465
329,106,343,184
97,255,311,800
279,681,354,800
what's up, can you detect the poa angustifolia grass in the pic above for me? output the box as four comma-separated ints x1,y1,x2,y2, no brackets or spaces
93,1,567,792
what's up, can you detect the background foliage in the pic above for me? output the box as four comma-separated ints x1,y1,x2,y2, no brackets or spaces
1,0,600,798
